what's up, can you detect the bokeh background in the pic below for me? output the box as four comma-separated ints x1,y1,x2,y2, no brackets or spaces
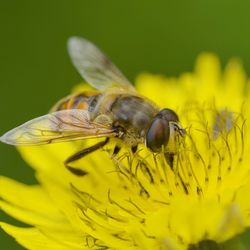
1,0,250,249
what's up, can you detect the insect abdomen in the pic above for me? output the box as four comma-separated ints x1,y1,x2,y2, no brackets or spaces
51,92,101,113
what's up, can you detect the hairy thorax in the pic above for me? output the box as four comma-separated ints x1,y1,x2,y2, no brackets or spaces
94,93,159,146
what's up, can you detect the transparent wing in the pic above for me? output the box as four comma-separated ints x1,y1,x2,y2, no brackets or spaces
0,109,117,145
68,37,136,92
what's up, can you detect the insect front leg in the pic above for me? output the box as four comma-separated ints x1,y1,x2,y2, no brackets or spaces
64,138,109,176
164,152,189,194
131,145,138,154
164,152,175,170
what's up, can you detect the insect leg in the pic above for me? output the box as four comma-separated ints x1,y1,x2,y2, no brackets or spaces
164,152,189,194
131,145,138,154
64,138,109,176
112,145,121,156
164,152,174,170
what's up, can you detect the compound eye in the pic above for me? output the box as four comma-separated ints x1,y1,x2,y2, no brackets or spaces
146,118,170,152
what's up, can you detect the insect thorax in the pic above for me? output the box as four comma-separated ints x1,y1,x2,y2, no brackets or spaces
106,94,158,145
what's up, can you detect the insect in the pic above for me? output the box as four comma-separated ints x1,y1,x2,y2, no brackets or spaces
0,37,185,175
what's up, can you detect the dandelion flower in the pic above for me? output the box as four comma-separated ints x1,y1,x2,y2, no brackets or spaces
1,53,250,250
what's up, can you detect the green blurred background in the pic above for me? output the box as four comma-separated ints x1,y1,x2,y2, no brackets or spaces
1,0,250,249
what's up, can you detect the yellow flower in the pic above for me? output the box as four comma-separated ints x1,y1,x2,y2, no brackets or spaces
1,54,250,250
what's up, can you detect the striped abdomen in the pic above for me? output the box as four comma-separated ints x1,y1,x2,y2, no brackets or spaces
51,92,101,113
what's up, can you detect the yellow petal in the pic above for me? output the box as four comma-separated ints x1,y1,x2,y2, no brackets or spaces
0,176,70,228
0,176,59,215
1,222,85,250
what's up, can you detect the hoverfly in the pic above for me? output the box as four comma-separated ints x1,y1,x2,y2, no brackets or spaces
0,37,185,175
